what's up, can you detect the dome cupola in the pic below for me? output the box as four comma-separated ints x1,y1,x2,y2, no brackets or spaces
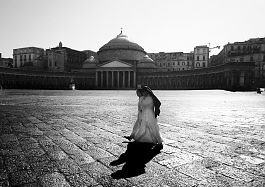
138,55,156,68
98,30,145,52
97,29,146,63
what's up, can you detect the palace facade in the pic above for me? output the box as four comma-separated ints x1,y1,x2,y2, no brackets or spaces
1,32,264,91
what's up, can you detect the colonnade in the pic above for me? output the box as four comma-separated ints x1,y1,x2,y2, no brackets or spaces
95,70,136,89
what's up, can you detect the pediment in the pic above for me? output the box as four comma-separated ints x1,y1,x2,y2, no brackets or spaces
100,60,132,68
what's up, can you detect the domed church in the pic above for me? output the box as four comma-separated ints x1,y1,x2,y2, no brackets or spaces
95,30,156,89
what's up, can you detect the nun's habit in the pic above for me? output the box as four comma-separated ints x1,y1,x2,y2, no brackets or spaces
130,86,163,144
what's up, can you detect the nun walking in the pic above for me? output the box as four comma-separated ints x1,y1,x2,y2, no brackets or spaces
110,86,163,179
128,86,163,146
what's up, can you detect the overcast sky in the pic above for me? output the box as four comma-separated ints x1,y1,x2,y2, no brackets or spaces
0,0,264,58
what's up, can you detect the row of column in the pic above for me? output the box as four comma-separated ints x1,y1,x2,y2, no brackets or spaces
95,70,136,89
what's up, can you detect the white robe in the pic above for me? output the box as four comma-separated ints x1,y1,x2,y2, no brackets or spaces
130,95,163,144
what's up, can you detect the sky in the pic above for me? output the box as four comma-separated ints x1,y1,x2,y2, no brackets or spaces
0,0,265,58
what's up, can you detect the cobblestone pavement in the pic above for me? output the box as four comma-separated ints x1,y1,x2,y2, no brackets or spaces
0,90,265,186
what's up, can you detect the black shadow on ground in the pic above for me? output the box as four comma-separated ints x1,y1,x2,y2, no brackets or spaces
110,141,162,179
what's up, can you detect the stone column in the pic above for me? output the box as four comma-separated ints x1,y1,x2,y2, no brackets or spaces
111,71,114,88
101,71,103,88
106,71,109,88
123,71,125,88
95,71,98,88
128,71,131,88
133,71,136,88
117,71,120,88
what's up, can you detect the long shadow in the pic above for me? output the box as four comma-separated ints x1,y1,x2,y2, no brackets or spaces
110,141,163,179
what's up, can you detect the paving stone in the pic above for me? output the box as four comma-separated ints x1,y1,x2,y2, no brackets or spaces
75,141,95,151
55,158,83,175
21,142,41,151
84,145,113,160
0,169,8,181
27,116,43,124
38,172,70,187
22,182,41,187
240,155,265,165
159,151,203,168
95,141,125,157
69,151,95,165
26,154,51,163
4,155,30,173
9,170,37,186
0,134,18,143
27,127,44,136
65,172,99,186
210,163,261,183
48,150,69,161
24,147,46,157
30,160,58,176
0,156,4,169
175,161,246,186
0,141,20,150
35,123,53,131
81,162,131,186
18,136,38,145
0,180,10,187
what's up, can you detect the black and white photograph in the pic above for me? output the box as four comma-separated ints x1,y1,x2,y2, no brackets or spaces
0,0,265,186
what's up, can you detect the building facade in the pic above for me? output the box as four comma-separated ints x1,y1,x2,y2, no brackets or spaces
46,50,65,72
0,53,13,67
194,45,209,69
47,42,87,72
210,37,265,87
13,47,45,69
148,52,194,72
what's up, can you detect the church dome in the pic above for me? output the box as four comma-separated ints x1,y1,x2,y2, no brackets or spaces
99,31,145,52
97,30,146,63
138,55,156,68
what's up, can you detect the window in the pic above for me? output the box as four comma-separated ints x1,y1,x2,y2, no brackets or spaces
231,46,234,50
197,56,199,61
250,56,253,61
182,62,185,65
196,63,200,67
203,56,205,60
203,62,205,67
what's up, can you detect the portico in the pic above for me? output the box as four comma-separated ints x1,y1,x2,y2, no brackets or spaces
96,60,136,89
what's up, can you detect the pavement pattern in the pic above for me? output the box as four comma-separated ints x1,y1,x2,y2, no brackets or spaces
0,90,265,186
